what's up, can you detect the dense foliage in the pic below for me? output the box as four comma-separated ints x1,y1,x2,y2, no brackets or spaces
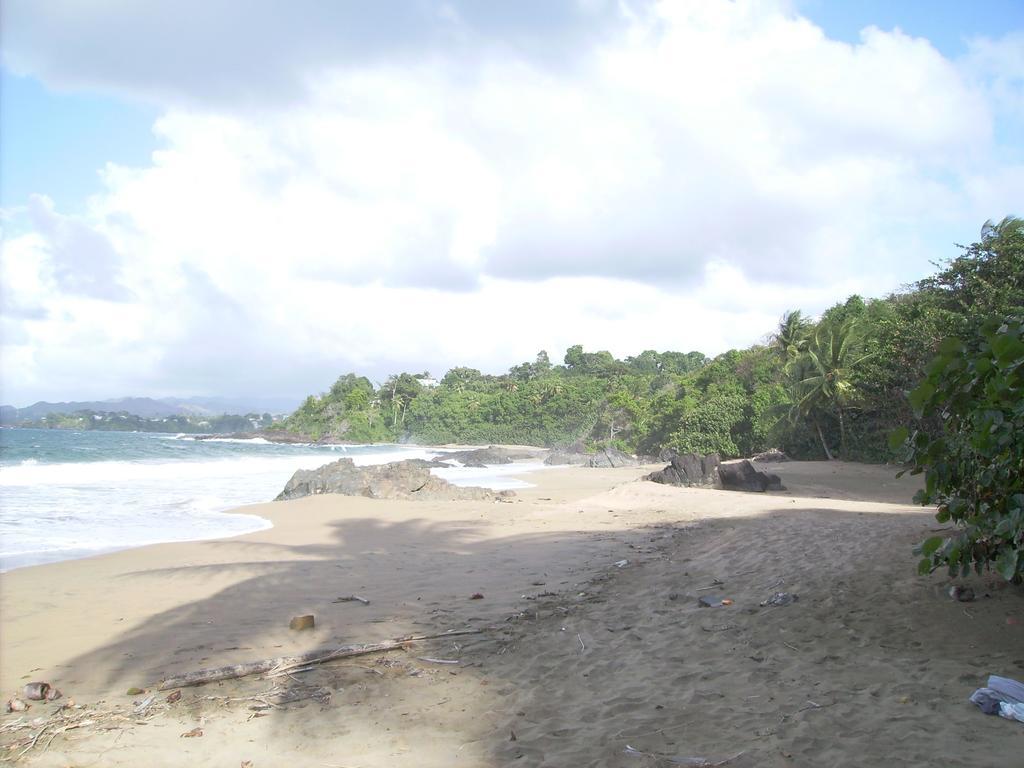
894,318,1023,582
18,411,274,433
279,219,1024,470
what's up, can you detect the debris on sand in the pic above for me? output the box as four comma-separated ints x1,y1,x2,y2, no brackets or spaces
760,592,799,607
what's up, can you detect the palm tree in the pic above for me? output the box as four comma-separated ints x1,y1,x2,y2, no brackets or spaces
980,215,1024,242
787,316,872,459
772,310,811,360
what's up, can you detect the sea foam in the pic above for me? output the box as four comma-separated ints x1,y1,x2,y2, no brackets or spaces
0,431,542,571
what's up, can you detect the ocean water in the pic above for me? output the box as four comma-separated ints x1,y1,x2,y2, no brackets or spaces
0,429,544,572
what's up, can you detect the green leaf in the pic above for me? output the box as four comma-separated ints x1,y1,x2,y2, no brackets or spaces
908,381,936,415
888,426,909,451
938,337,965,356
991,334,1024,365
917,558,933,576
995,549,1020,581
921,536,943,557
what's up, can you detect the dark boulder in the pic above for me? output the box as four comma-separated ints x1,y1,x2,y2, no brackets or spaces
544,443,593,466
403,458,456,469
545,446,646,468
275,458,513,502
752,448,789,462
544,450,592,466
587,447,642,468
433,446,538,465
718,459,785,492
646,453,721,487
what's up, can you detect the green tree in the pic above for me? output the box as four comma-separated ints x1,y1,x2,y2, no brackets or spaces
771,310,811,360
915,217,1024,334
787,317,872,459
894,318,1023,582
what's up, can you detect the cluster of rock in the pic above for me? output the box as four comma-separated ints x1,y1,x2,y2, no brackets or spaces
646,453,785,493
751,448,789,462
645,453,721,487
544,445,648,468
432,446,539,467
275,458,514,502
719,459,785,492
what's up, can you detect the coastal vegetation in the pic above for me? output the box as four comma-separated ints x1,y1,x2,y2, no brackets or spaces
896,316,1024,582
279,218,1024,467
12,411,276,434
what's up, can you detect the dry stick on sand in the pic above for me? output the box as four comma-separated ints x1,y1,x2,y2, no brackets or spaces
333,595,371,605
623,745,745,766
157,629,484,690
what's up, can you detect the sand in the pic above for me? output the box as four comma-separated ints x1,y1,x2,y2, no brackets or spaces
1,460,1022,766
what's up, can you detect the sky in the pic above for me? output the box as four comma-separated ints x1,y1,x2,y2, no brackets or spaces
1,0,1022,408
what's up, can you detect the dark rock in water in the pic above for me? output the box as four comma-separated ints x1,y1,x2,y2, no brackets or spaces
434,446,538,465
275,458,513,502
646,453,721,487
718,459,785,492
402,458,456,469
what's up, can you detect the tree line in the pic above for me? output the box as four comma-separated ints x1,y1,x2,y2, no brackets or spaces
278,218,1023,468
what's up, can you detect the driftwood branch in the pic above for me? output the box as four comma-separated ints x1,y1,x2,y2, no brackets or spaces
157,628,483,691
333,595,371,605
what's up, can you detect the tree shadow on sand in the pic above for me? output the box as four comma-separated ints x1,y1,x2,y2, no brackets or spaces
29,504,1024,766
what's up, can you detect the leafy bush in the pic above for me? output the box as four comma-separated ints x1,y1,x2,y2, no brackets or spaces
668,393,746,457
892,317,1024,582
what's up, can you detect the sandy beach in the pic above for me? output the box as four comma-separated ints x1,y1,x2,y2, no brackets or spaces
2,460,1022,766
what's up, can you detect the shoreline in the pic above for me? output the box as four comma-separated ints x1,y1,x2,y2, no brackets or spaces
0,508,275,574
2,460,1021,766
0,439,551,574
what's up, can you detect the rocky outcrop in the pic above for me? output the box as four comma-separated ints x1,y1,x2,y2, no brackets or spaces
646,454,784,492
544,442,591,466
752,448,789,462
545,446,646,468
646,453,721,487
587,447,643,468
433,446,539,465
275,458,513,502
718,459,785,492
657,447,679,462
544,450,592,466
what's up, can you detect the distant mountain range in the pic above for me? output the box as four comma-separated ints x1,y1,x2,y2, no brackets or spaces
0,396,299,423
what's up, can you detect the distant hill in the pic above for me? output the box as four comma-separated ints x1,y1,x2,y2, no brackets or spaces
0,396,298,423
163,396,300,416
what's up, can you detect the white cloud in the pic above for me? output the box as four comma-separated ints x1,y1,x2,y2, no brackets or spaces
1,0,1021,405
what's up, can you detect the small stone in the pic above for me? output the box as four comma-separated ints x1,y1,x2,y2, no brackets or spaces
948,585,975,602
6,698,29,712
289,614,315,630
126,687,145,696
23,682,50,701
